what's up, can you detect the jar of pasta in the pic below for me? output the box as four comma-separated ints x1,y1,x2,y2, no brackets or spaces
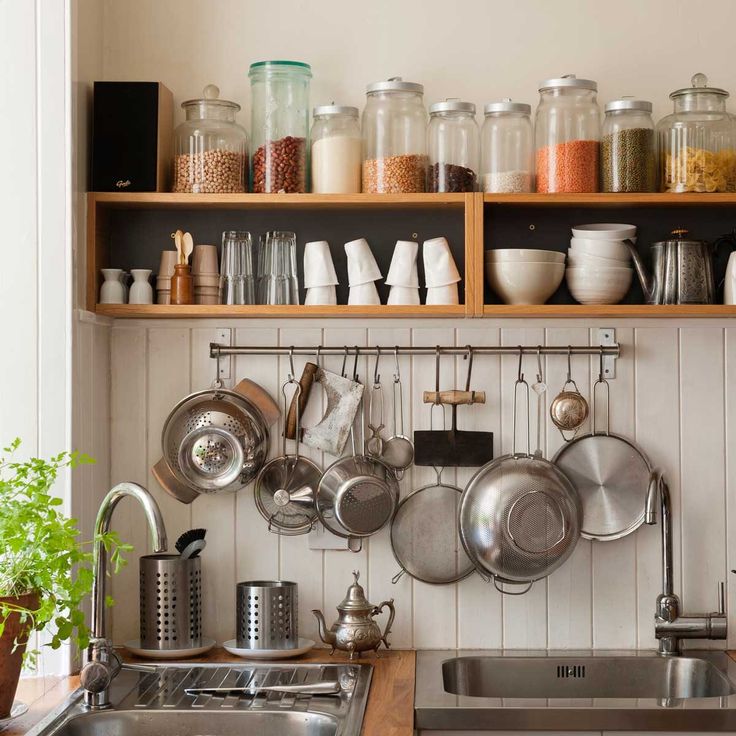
657,73,736,193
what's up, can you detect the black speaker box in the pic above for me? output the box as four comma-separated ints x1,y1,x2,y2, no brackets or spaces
92,81,173,192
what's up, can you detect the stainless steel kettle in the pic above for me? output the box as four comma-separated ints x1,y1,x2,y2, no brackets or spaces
624,229,716,305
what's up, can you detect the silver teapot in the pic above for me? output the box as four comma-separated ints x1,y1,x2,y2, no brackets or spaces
624,228,730,305
312,571,395,659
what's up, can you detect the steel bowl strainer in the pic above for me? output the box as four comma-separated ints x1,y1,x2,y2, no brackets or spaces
162,388,270,494
459,350,582,594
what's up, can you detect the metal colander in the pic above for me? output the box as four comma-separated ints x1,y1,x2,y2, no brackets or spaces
161,389,270,494
459,358,582,594
390,473,474,585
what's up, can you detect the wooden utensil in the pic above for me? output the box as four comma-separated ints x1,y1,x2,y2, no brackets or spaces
174,229,184,264
182,232,194,264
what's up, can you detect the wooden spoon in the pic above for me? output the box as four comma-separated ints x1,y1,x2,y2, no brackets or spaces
174,229,184,264
182,232,194,265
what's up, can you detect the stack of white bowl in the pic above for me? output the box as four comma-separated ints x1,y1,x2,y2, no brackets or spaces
485,249,565,305
566,224,635,305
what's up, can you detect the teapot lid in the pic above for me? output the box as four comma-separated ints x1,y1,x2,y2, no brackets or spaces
337,571,373,612
653,228,707,246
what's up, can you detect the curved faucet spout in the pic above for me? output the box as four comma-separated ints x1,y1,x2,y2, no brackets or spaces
644,470,673,599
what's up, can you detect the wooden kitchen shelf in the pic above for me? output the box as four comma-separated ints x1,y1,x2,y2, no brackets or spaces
87,191,736,319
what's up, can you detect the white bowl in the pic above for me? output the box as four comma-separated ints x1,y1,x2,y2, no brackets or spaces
567,254,633,270
565,266,633,305
571,223,637,241
486,261,565,305
485,249,566,264
570,238,632,262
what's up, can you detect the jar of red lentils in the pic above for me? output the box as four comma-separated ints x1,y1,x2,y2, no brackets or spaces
535,75,600,193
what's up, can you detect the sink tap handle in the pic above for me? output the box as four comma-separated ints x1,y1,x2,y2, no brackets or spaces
718,581,726,616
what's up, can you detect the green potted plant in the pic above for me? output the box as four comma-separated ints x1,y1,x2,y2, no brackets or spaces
0,440,130,718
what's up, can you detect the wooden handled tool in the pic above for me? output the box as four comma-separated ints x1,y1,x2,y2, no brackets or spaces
285,362,320,440
422,389,486,406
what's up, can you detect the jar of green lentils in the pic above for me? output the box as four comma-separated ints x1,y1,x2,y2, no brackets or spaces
601,98,656,192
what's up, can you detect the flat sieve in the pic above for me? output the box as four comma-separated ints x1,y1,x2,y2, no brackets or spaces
459,349,582,594
553,362,651,541
390,467,474,585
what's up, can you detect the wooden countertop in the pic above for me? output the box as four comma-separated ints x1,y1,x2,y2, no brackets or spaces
5,648,415,736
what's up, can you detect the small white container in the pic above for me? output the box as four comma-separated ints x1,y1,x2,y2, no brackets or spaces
305,285,338,305
304,241,339,287
348,282,381,305
386,240,419,287
345,238,382,285
100,268,125,304
425,283,460,305
423,237,461,286
566,266,633,305
387,286,421,305
129,269,153,304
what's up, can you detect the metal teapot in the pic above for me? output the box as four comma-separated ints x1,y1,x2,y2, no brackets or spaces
312,571,395,659
624,228,729,305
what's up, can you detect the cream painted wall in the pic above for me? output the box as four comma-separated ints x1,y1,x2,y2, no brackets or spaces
100,0,736,129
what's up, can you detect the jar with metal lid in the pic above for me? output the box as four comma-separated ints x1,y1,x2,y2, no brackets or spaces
657,73,736,193
602,99,656,192
427,99,478,192
173,84,248,193
481,99,533,193
535,74,600,193
362,77,427,193
311,105,361,193
249,60,312,193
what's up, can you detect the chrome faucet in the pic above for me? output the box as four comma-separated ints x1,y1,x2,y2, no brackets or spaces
645,471,726,655
80,483,167,709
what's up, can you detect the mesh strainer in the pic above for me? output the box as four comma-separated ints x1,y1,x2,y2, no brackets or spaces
162,388,270,494
390,467,474,585
459,350,582,594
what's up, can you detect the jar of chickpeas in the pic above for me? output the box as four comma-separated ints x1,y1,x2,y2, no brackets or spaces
173,85,248,193
657,73,736,193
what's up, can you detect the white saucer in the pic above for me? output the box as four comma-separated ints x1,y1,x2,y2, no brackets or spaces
223,638,315,660
0,701,29,730
123,637,216,660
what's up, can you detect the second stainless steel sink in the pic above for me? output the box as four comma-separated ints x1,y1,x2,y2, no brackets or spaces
443,654,736,700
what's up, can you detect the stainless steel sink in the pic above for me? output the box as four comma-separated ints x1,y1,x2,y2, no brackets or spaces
443,653,736,700
26,662,372,736
416,650,736,731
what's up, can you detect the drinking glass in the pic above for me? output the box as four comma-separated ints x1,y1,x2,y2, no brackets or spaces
220,231,255,304
257,231,299,305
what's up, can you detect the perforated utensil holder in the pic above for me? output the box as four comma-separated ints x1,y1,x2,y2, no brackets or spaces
140,554,202,650
236,580,298,649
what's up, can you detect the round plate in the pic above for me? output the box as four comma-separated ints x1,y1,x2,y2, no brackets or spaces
123,637,216,660
553,433,650,541
222,638,315,660
0,701,28,729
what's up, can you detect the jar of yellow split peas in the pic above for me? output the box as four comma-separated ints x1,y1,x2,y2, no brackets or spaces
656,73,736,193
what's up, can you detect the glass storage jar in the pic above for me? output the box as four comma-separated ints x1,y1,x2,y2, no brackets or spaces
535,74,600,193
602,99,656,192
427,99,478,192
362,77,427,193
173,84,248,193
311,105,361,193
249,60,312,193
481,99,533,193
657,73,736,193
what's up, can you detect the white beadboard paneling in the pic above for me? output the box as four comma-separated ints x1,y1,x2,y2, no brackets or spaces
633,327,681,649
109,326,148,644
411,327,458,649
591,327,638,650
545,327,592,650
680,328,726,617
728,328,736,650
500,328,548,650
456,326,503,649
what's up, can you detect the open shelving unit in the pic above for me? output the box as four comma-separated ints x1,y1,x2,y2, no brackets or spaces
87,191,736,319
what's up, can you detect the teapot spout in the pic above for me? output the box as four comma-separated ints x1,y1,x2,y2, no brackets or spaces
623,239,656,303
312,609,336,648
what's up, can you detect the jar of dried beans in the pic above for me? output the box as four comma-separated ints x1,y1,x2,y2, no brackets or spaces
656,73,736,193
362,77,427,193
535,75,600,193
427,99,478,192
601,98,656,192
481,99,533,193
173,85,248,193
249,60,312,193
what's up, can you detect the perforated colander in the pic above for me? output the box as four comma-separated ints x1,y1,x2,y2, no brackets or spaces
162,388,270,494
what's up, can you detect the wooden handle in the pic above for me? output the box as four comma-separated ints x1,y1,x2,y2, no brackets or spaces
285,362,320,440
422,390,486,406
